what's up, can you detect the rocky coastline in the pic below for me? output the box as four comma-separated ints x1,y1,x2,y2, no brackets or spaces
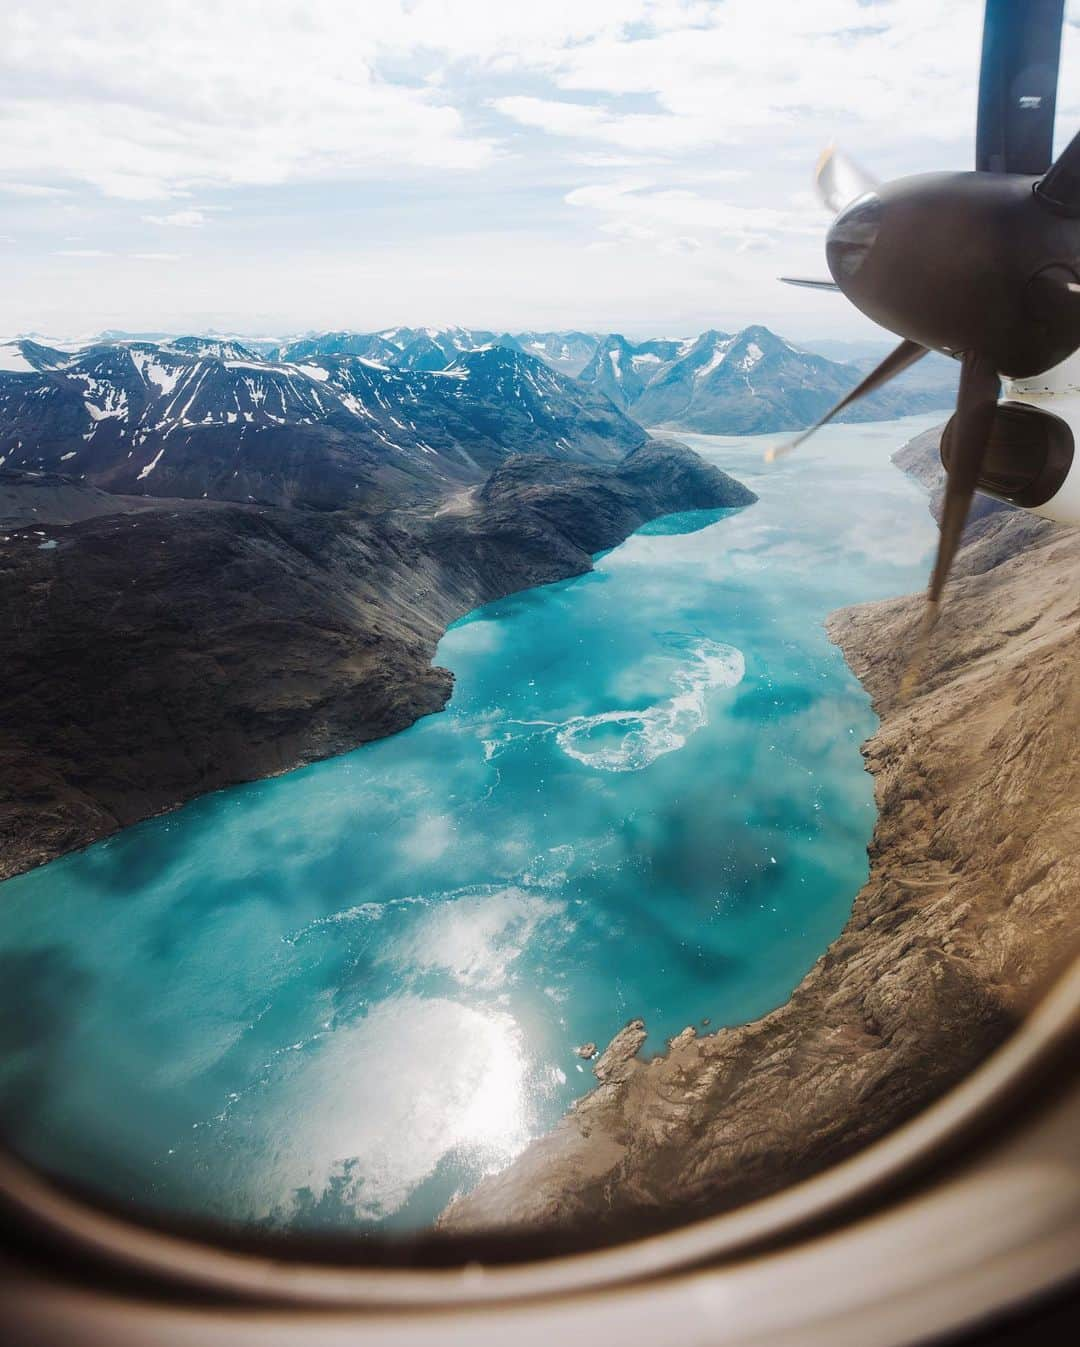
0,437,753,881
439,426,1080,1240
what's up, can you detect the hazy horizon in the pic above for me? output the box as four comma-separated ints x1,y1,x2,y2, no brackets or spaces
0,321,909,357
3,1,1078,339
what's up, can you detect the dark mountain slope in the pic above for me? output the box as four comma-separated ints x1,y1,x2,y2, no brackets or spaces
0,440,754,880
0,469,172,528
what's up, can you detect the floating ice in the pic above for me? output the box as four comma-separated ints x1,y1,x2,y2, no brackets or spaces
556,638,744,772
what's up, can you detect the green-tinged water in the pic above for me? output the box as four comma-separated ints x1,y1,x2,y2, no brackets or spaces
0,417,940,1235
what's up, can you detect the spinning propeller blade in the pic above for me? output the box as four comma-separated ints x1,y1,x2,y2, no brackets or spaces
778,0,1076,698
814,145,878,214
764,339,928,462
1036,126,1080,213
900,353,1001,700
927,354,1001,608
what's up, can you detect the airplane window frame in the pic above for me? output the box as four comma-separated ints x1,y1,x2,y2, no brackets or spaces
0,955,1075,1311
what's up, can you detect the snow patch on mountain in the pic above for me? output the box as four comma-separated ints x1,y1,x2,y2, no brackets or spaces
137,447,166,480
695,337,736,382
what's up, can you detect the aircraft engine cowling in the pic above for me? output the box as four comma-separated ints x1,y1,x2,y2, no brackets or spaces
940,399,1077,520
940,349,1080,524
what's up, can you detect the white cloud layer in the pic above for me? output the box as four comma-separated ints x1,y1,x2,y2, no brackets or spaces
0,1,499,200
1,182,72,198
1,0,1078,333
142,210,210,229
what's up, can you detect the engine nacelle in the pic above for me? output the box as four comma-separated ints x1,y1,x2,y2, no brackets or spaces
941,347,1080,524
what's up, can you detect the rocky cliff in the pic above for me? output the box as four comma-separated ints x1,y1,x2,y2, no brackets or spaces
439,426,1080,1242
0,439,754,880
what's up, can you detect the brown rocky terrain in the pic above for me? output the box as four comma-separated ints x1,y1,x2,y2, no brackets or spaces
0,439,753,880
439,425,1080,1241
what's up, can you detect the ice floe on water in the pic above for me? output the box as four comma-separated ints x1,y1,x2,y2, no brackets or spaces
474,636,745,772
556,637,744,772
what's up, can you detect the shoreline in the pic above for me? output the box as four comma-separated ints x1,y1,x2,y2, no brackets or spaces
0,438,754,882
438,426,1080,1239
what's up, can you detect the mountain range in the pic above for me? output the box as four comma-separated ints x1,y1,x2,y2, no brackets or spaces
0,322,958,512
272,327,613,378
0,338,642,510
269,324,959,424
577,326,959,433
0,313,954,893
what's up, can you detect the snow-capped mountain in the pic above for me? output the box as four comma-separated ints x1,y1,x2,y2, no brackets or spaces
0,339,644,509
578,335,690,412
577,325,958,433
0,322,959,502
513,332,600,378
163,336,263,363
278,328,602,377
278,326,501,370
273,330,403,367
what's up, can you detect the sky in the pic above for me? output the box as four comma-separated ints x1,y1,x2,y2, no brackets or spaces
2,0,1078,343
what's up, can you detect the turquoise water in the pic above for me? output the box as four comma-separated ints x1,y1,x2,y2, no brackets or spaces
0,416,940,1235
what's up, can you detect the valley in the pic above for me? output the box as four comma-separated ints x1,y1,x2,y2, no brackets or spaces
0,416,943,1234
0,317,957,880
0,322,1005,1242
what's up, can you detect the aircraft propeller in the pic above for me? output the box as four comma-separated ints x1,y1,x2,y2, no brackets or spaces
774,0,1080,697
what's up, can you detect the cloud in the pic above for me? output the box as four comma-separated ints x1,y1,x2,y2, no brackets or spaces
493,95,735,153
571,152,666,168
565,179,819,252
0,1,501,201
54,249,110,257
0,182,71,198
530,1,981,152
142,210,209,228
10,1,987,204
132,252,183,262
2,0,1078,335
